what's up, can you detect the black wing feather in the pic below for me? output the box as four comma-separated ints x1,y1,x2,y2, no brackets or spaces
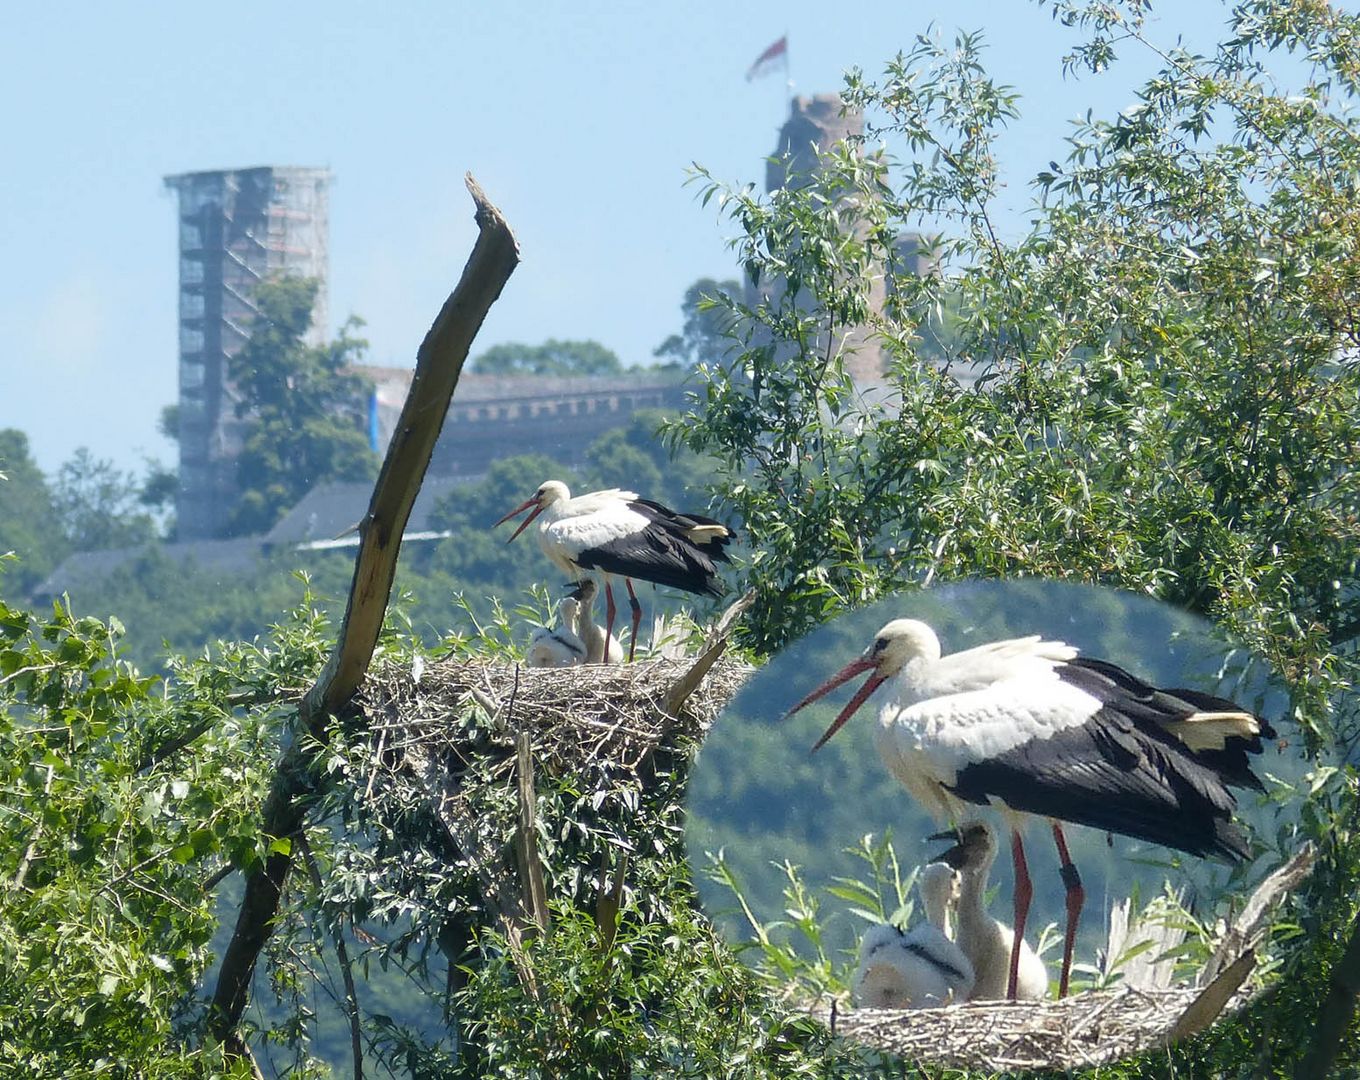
576,524,727,597
949,710,1252,861
629,498,737,561
1060,656,1272,792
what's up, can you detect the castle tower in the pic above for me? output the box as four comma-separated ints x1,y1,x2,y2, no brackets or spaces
766,93,864,192
164,166,330,538
756,95,889,382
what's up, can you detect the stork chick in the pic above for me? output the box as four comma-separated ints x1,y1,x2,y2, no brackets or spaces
525,592,588,668
934,822,1048,1001
852,861,974,1009
571,578,621,664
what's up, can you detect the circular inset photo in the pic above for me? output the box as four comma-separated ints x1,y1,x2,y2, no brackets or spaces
685,579,1310,1070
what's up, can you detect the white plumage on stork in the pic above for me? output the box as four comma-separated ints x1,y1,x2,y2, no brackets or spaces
785,618,1273,1001
495,480,734,661
852,863,975,1009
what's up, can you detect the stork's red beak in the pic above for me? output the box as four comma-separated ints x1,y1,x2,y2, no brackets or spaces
783,656,887,753
493,497,544,541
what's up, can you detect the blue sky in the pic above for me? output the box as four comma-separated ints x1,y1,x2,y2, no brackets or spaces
0,2,1274,476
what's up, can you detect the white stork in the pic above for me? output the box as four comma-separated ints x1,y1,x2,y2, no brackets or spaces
785,618,1273,1000
852,863,975,1009
932,821,1048,1001
494,481,734,661
525,589,589,668
571,577,621,664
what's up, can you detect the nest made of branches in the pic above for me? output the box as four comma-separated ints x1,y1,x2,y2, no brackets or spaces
816,840,1317,1072
357,653,752,785
350,650,753,924
824,983,1259,1072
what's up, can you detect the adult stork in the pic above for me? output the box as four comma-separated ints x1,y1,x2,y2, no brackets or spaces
494,480,734,661
931,821,1048,1001
852,863,974,1009
785,618,1273,1000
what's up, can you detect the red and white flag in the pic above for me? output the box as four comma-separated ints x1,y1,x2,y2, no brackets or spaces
745,35,788,81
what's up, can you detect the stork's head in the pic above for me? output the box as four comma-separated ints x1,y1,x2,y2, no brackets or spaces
918,860,961,910
928,821,996,874
493,480,571,541
784,618,943,752
567,577,598,605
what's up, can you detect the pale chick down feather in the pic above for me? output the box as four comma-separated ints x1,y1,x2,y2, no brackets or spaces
852,862,974,1009
525,594,587,668
947,822,1048,1002
572,578,621,665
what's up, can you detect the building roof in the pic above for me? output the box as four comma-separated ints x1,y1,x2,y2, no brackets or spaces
354,366,687,402
262,475,478,547
30,538,264,603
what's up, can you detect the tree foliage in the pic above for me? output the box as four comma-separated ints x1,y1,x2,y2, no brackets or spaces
0,430,63,594
0,575,328,1077
0,434,172,594
51,448,160,554
653,276,744,369
672,3,1360,747
469,338,624,377
227,277,377,537
661,2,1360,1068
8,3,1360,1075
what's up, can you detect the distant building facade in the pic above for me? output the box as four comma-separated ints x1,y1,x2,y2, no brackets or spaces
164,166,331,538
359,367,690,478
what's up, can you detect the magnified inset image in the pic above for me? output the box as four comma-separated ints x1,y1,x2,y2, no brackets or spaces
686,579,1311,1070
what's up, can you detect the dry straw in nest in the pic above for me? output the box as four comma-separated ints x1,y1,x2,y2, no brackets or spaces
358,653,752,785
827,983,1256,1071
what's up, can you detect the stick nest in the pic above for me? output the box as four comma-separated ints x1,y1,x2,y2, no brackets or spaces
822,983,1255,1071
357,654,752,782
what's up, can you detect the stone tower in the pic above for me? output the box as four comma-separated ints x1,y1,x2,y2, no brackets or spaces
766,94,864,192
164,166,330,538
756,95,888,382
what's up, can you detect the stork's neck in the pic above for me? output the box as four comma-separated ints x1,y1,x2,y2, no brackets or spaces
921,882,953,938
954,850,1001,944
538,497,571,528
895,654,938,702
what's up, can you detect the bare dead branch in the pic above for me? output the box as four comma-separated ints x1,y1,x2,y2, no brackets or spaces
206,176,519,1055
1203,843,1315,985
1166,949,1256,1043
662,589,755,719
514,726,549,933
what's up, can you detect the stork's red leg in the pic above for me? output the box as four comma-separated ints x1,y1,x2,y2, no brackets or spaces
1009,830,1032,1001
1051,822,1084,999
625,577,642,663
603,578,617,663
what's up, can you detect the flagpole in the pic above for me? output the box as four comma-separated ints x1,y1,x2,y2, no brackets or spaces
784,30,794,107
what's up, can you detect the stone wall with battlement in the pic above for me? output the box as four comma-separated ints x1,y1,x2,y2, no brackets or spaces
357,367,690,476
